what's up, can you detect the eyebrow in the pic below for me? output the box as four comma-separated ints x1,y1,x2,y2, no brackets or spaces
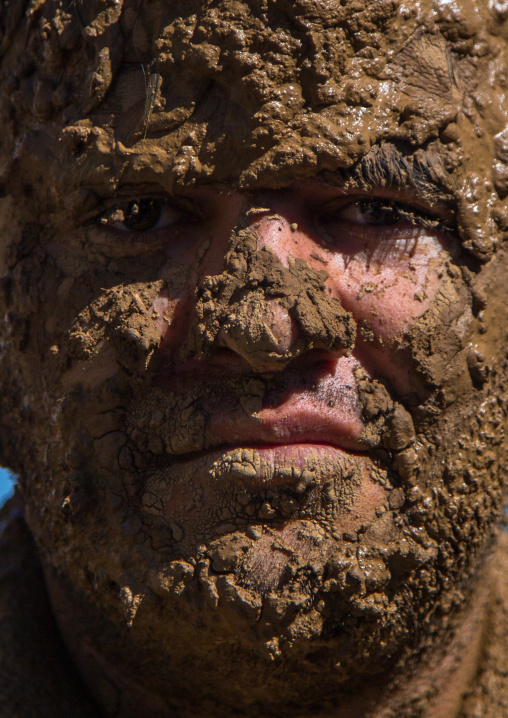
326,142,455,205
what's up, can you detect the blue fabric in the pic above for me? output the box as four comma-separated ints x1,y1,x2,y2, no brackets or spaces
0,468,14,506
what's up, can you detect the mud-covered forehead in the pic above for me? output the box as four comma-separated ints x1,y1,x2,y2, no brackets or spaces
1,0,508,257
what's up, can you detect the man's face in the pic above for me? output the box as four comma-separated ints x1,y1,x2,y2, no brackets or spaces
49,176,448,573
1,0,508,714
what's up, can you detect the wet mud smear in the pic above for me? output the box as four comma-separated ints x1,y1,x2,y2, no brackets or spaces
0,0,508,716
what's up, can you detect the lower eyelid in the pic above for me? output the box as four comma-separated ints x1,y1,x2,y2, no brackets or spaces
85,226,168,255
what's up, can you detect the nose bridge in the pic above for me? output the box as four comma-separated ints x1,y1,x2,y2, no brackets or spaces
245,211,294,266
182,221,357,371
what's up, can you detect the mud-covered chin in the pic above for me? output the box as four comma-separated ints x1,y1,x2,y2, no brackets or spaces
37,434,452,718
41,449,391,675
32,416,487,718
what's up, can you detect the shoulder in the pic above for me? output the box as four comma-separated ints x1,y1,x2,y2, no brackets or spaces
0,494,98,718
459,530,508,717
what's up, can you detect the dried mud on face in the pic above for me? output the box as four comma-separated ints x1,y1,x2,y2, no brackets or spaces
1,0,508,716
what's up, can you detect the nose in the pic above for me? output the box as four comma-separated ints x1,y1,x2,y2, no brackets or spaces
181,198,357,372
217,290,300,372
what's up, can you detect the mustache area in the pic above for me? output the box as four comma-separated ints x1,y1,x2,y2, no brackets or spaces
127,364,364,457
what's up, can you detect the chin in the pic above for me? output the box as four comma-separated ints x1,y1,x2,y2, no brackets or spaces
33,431,497,718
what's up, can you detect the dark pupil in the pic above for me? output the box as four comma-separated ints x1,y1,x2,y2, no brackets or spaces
123,199,162,231
362,202,401,225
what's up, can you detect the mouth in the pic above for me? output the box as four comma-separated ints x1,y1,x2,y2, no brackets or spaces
135,370,384,540
210,403,365,454
157,402,367,498
134,355,370,505
201,382,367,478
147,352,366,452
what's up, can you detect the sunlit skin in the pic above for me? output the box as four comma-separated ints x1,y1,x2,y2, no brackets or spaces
41,181,477,718
90,184,447,347
69,182,449,388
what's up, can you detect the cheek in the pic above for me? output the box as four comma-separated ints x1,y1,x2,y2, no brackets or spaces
323,249,446,340
151,281,198,352
151,289,179,337
313,243,450,395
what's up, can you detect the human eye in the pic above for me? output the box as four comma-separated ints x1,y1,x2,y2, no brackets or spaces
95,196,201,234
97,198,181,233
314,196,443,261
337,199,413,227
83,194,202,256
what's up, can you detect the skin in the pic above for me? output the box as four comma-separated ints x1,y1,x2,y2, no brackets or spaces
1,1,508,717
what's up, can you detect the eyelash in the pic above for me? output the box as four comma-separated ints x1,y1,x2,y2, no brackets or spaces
86,193,447,263
311,197,444,258
316,197,438,228
93,197,200,236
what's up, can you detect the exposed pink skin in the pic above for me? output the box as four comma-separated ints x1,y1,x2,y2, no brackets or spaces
151,183,446,434
151,289,176,337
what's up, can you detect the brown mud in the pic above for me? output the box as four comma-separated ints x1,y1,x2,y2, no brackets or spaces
0,1,508,716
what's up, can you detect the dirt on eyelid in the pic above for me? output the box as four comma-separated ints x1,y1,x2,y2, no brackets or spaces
1,0,508,717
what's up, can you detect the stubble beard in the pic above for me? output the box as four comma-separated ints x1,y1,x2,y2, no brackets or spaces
28,377,501,717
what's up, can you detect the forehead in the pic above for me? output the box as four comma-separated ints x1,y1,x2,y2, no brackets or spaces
68,0,494,183
107,6,461,186
2,1,508,230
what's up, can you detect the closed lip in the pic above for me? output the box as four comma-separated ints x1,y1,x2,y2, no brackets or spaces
151,352,366,456
163,441,365,494
208,402,365,454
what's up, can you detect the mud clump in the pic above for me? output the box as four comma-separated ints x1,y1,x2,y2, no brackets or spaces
0,1,508,717
186,227,356,370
